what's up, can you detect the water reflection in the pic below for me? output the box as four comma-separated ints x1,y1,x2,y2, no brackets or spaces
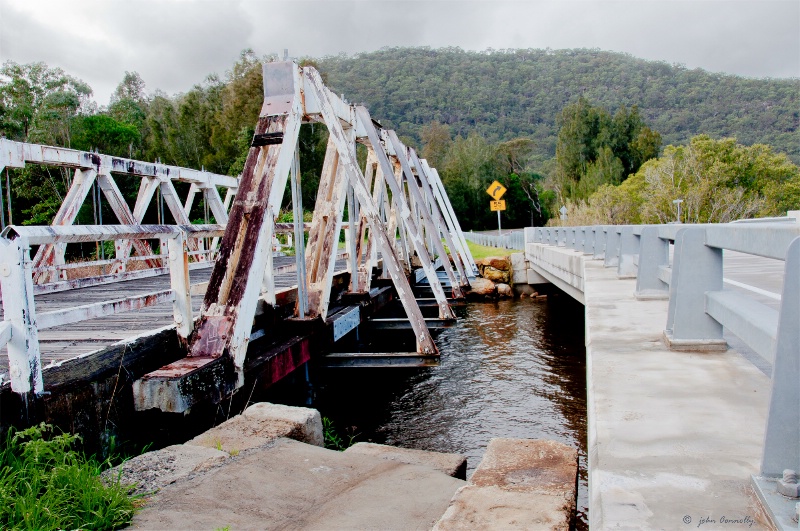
311,295,588,529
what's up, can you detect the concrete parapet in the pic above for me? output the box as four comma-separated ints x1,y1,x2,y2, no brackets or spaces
434,438,577,530
344,442,467,479
187,402,323,453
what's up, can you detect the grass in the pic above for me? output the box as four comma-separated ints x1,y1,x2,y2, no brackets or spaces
322,417,359,451
0,423,136,530
466,240,512,260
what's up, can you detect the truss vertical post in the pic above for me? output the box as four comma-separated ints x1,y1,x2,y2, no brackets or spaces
290,147,308,317
168,232,193,342
305,137,349,319
0,236,43,394
346,182,359,291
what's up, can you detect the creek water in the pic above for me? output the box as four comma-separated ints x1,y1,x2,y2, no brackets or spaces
309,294,588,529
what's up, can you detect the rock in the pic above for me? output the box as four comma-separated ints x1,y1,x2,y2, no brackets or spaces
485,256,511,271
187,402,323,453
344,442,467,479
434,438,578,531
468,278,496,298
102,444,229,497
496,283,513,298
130,438,465,530
482,266,510,283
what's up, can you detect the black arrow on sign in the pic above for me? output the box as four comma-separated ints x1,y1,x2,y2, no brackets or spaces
492,185,502,196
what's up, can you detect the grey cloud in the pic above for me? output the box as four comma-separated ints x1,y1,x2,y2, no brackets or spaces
1,0,798,105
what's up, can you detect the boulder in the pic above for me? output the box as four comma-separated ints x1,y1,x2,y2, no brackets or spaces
187,402,323,453
468,278,496,298
496,283,513,298
482,266,510,283
485,256,511,271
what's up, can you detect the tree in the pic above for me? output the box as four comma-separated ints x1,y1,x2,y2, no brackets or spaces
420,121,451,170
553,97,661,200
556,135,800,226
0,61,92,145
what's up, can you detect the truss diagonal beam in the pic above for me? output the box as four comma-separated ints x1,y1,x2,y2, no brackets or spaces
356,107,455,319
306,71,437,354
189,61,303,379
386,131,464,298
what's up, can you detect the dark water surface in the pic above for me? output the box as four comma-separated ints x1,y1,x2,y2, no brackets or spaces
310,295,588,528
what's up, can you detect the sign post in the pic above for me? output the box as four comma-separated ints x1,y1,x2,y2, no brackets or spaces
486,181,507,236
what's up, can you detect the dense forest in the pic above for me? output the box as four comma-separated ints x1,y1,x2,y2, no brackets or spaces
318,47,800,164
0,47,798,232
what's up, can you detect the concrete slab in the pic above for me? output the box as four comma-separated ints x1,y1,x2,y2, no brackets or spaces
581,258,773,528
186,402,323,453
434,438,577,530
103,444,229,496
131,438,466,530
344,442,467,479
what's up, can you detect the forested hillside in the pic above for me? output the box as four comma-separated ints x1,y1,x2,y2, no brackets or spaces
317,47,800,163
1,47,798,231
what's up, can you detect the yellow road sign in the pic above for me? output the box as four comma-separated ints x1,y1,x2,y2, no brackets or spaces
486,181,507,200
490,200,506,211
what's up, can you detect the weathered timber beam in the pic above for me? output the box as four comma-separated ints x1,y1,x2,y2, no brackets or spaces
1,224,224,245
305,68,437,355
36,289,173,330
189,61,303,382
355,107,455,319
409,149,470,286
0,137,239,189
386,130,465,298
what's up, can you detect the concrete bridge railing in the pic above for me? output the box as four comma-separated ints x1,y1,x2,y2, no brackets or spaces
525,220,800,518
463,230,524,251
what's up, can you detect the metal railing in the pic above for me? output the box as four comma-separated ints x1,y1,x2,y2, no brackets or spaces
525,220,800,502
463,230,525,251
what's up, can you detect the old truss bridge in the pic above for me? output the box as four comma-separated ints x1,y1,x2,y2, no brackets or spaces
0,61,478,426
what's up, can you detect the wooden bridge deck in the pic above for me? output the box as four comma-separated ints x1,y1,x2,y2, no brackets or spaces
2,256,345,368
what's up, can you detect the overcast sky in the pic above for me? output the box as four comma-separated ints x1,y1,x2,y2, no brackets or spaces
1,0,798,105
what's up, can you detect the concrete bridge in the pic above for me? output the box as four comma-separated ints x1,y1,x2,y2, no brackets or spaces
515,220,799,529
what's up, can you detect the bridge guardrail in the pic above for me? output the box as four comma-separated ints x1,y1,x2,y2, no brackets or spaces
463,230,525,251
0,224,225,394
526,219,800,492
